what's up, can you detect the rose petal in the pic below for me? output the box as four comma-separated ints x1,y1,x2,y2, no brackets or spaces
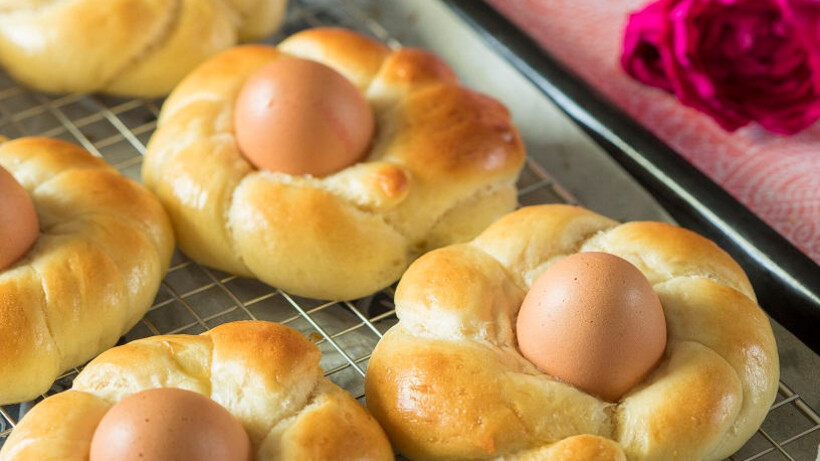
622,0,677,91
622,0,820,134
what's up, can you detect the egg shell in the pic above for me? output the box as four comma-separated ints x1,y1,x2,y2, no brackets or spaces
89,388,250,461
0,165,39,271
516,252,667,401
234,56,374,177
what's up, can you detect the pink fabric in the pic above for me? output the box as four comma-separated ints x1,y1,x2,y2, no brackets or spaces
486,0,820,264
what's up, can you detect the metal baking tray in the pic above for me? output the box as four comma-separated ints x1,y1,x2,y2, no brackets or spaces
0,0,818,459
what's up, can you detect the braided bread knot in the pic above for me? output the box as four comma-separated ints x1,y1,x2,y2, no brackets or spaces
143,28,525,300
0,137,174,405
366,205,779,461
0,0,287,96
0,321,394,461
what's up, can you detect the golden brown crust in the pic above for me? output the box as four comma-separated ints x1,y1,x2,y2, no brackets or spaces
0,321,393,461
0,0,287,97
366,332,611,461
230,178,409,300
582,221,755,300
392,244,524,343
0,267,59,402
473,204,619,288
279,28,391,90
207,320,321,398
655,278,777,458
616,342,743,460
367,48,459,112
510,435,627,461
276,384,394,461
0,391,111,461
365,205,779,460
377,83,523,183
143,27,526,300
377,48,458,88
0,137,174,404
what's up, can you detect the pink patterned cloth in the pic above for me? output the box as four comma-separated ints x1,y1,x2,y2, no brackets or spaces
486,0,820,264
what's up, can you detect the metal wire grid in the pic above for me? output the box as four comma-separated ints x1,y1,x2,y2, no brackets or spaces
0,1,817,459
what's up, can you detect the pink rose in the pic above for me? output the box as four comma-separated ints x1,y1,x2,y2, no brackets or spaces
622,0,820,134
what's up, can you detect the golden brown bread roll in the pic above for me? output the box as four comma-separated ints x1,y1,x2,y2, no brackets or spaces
0,137,174,405
0,0,287,97
365,204,779,461
142,27,526,300
0,321,394,461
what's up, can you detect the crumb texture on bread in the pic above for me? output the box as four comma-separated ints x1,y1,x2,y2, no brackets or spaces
0,321,394,461
142,28,526,300
365,204,779,461
0,137,174,405
0,0,287,97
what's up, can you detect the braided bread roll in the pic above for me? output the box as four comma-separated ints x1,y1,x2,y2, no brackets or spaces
0,321,394,461
0,137,174,404
143,28,525,300
365,205,779,461
0,0,287,97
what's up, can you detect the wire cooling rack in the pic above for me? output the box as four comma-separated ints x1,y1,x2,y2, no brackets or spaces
0,1,818,460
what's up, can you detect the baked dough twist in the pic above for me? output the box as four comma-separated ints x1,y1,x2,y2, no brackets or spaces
0,137,174,405
365,205,779,461
0,321,394,461
0,0,287,97
142,28,525,300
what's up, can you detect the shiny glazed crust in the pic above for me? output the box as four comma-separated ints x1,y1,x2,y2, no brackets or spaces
0,137,174,405
0,321,394,461
142,28,526,300
364,204,779,461
0,0,287,97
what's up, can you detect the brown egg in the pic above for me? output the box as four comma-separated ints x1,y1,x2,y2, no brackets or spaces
234,56,374,177
516,252,667,401
0,165,39,271
89,388,250,461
